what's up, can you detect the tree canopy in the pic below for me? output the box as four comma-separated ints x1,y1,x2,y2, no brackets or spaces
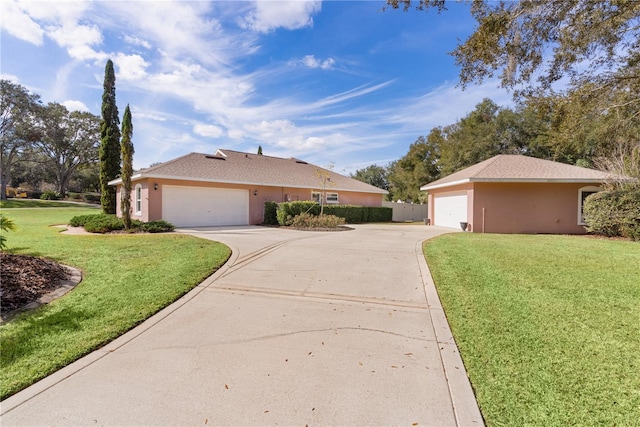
386,1,640,95
33,103,100,196
0,80,41,200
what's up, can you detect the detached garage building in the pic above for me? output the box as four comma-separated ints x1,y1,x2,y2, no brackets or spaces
421,155,618,234
109,149,387,227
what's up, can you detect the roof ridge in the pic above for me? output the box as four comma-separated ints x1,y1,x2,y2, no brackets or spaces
217,148,310,163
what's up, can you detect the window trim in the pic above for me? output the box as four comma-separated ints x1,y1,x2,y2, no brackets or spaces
134,184,143,216
578,186,601,225
311,192,322,203
326,192,339,204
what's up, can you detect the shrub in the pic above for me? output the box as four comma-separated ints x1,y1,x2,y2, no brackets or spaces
141,220,175,233
323,205,392,223
40,191,62,200
323,205,364,223
83,215,125,233
69,214,104,227
0,214,17,251
263,201,278,225
289,213,346,229
68,192,83,200
364,206,393,222
83,193,101,203
584,187,640,241
276,201,319,225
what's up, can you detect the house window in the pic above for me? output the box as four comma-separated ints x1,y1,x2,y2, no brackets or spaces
311,192,322,203
135,184,143,215
578,186,601,225
326,193,339,204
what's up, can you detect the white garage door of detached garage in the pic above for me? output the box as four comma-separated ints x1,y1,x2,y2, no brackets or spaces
434,192,468,229
162,185,249,227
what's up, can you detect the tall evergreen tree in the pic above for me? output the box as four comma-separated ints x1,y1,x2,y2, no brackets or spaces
120,104,134,229
257,145,263,155
99,60,121,213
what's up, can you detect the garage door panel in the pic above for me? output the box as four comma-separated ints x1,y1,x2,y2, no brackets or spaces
162,186,249,227
434,192,467,229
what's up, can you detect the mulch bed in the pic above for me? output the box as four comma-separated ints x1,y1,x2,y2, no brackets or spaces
0,253,69,315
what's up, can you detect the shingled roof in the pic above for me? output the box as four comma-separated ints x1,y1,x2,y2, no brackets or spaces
421,155,619,191
110,149,387,194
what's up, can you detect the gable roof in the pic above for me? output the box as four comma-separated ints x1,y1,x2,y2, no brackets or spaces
110,149,387,194
421,155,620,191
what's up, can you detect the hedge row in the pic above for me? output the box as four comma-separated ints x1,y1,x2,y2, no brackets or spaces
264,201,392,226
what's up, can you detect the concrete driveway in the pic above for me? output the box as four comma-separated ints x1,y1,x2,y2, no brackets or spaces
1,223,483,426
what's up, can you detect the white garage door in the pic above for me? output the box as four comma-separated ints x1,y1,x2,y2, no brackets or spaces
434,192,468,229
162,185,249,227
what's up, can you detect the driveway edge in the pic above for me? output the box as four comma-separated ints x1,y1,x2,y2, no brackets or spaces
0,244,238,415
416,240,485,426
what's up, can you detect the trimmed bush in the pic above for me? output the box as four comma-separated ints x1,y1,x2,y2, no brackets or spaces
263,201,278,225
584,187,640,241
40,191,62,200
83,215,125,233
142,220,175,233
324,205,392,223
276,201,320,225
69,214,104,227
289,213,345,228
364,206,393,222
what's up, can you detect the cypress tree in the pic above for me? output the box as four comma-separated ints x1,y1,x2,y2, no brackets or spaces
99,60,121,214
120,104,134,229
257,145,263,155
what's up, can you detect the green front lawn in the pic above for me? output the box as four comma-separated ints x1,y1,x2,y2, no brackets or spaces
0,199,94,208
0,207,231,399
424,234,639,426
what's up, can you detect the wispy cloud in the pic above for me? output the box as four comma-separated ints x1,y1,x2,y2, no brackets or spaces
240,0,321,33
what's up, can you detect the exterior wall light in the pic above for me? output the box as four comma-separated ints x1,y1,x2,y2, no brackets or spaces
253,190,258,196
154,183,158,190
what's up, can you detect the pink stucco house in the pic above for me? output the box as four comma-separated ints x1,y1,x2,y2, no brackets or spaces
421,155,618,234
109,149,387,227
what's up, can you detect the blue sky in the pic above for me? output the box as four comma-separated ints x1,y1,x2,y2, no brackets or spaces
1,0,513,173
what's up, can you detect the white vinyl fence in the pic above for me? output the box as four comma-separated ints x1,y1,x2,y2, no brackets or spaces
382,201,428,223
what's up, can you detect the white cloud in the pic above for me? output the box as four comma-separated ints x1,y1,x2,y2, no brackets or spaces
46,23,105,61
228,129,245,139
0,0,44,45
241,0,321,33
124,35,151,49
193,123,224,138
114,53,150,81
62,100,89,112
298,55,335,70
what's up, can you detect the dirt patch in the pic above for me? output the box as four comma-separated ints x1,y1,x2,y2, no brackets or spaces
0,253,69,315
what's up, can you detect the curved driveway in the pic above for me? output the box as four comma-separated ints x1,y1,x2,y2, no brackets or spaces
2,223,483,426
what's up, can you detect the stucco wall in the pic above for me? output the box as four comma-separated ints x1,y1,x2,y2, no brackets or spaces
472,182,589,234
115,179,383,225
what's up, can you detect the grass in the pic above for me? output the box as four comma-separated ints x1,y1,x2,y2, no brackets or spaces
0,199,96,209
0,206,231,399
424,234,640,427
